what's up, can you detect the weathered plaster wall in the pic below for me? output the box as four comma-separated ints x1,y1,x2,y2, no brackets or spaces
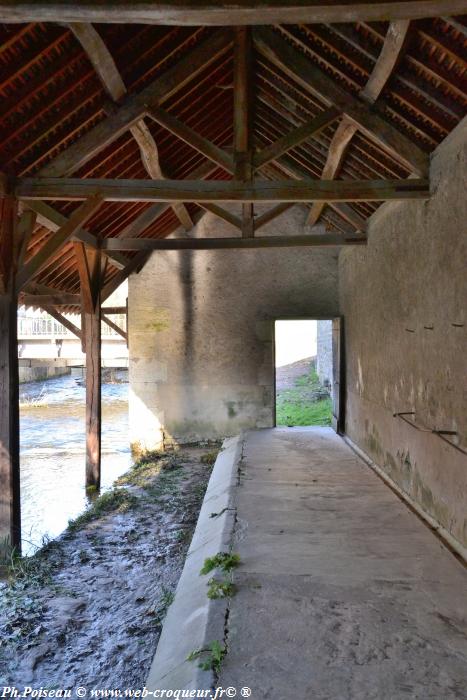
339,118,467,548
129,205,338,449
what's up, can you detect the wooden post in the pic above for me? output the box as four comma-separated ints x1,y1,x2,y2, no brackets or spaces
0,194,21,555
74,243,103,488
84,298,101,488
234,27,254,238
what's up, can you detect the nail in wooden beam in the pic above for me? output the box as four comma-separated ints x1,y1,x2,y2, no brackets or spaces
0,194,21,555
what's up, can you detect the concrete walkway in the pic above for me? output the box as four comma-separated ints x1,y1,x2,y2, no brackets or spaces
219,428,467,699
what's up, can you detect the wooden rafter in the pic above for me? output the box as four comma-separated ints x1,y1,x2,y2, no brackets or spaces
27,200,129,270
38,29,232,178
146,106,235,174
253,107,341,169
15,177,430,203
254,27,429,177
1,1,465,24
307,19,411,225
69,23,193,231
15,196,103,290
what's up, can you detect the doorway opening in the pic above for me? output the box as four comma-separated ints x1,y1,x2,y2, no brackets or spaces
274,319,342,429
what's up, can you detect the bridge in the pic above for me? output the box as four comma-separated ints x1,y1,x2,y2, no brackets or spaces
18,308,128,382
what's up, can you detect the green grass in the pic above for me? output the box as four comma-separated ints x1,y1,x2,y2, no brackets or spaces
276,365,332,427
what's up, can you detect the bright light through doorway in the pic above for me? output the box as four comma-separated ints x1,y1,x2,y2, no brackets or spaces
275,319,332,427
275,320,317,367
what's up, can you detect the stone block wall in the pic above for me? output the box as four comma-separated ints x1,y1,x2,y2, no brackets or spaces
128,205,339,450
339,118,467,549
317,320,333,387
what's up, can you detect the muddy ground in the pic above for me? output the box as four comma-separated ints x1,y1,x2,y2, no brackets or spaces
0,446,217,690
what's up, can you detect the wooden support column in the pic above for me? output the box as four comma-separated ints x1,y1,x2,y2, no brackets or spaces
0,194,21,554
74,243,103,488
234,27,254,238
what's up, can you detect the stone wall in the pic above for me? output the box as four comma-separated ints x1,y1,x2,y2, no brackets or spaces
128,205,339,450
339,118,467,548
317,320,333,388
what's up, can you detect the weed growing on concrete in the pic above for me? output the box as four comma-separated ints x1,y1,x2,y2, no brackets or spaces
67,489,138,531
206,578,236,599
200,553,240,576
187,640,226,673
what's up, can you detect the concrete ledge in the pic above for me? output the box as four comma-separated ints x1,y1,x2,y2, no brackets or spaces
343,435,467,565
146,435,242,692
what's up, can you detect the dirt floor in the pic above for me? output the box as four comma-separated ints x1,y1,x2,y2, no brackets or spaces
0,446,217,689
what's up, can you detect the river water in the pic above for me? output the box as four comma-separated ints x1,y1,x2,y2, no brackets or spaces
19,372,131,555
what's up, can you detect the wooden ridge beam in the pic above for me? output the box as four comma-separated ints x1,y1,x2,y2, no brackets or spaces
254,27,429,177
102,234,366,251
37,28,232,178
253,107,341,170
15,177,430,203
1,1,465,24
16,196,104,290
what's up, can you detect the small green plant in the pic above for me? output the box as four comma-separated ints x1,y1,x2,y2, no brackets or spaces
187,640,226,674
200,552,240,576
206,577,236,600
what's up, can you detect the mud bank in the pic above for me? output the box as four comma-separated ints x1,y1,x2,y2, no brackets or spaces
0,447,217,689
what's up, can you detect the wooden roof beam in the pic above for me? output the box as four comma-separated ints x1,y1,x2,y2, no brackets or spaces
38,28,232,178
146,106,235,174
254,27,429,177
253,107,341,170
234,27,254,238
1,1,465,24
102,234,367,251
68,23,193,232
306,19,410,225
27,200,129,270
16,196,104,291
15,177,430,203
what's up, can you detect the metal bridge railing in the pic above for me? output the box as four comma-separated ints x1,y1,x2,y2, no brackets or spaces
18,314,126,339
